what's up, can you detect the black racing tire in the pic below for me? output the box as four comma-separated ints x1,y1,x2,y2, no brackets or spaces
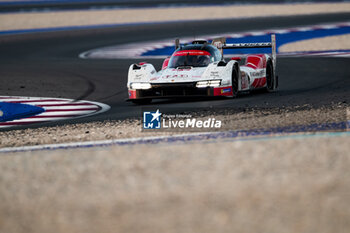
131,99,152,105
266,60,274,92
232,64,239,98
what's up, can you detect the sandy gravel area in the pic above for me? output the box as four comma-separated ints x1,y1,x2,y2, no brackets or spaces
1,3,350,31
1,132,349,233
280,34,350,52
0,104,347,148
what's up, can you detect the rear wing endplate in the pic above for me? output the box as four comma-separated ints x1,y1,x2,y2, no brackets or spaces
271,34,276,74
212,34,276,68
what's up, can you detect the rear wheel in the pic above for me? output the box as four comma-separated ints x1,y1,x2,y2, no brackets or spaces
232,65,239,97
266,60,274,92
131,99,152,105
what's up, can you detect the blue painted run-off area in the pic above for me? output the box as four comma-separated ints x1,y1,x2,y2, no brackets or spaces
0,102,45,122
142,25,350,56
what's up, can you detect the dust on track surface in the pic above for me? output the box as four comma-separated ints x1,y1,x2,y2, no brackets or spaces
0,0,348,13
1,133,350,233
1,2,350,31
279,33,350,52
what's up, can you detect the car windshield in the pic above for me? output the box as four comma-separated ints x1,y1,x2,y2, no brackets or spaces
168,50,212,68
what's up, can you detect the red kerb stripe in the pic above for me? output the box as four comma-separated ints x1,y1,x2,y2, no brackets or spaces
37,103,96,107
7,99,67,103
0,121,49,126
26,115,82,119
44,108,99,112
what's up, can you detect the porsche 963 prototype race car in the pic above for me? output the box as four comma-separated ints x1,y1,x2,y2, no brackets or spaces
127,35,278,104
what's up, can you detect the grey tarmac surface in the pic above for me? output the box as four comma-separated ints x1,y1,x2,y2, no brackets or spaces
0,13,350,131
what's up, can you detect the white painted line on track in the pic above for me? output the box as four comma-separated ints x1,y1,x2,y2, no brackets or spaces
0,132,212,153
1,122,349,153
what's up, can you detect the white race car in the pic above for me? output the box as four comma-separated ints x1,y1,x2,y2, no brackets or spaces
127,35,278,104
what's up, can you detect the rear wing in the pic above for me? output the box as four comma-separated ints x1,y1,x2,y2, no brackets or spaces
212,34,276,70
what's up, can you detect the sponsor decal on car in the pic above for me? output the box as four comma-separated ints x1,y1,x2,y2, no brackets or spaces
221,88,232,94
251,70,265,78
210,71,220,78
162,74,189,79
134,74,142,80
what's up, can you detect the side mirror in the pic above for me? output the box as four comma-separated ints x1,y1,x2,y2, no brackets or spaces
162,57,171,70
175,38,180,50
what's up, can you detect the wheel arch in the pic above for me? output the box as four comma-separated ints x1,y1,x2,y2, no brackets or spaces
227,60,240,96
127,63,157,87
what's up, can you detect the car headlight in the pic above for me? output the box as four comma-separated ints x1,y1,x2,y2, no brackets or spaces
130,82,152,90
196,80,221,88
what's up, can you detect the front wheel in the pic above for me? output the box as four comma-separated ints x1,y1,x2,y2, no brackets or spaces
232,65,239,97
265,60,274,92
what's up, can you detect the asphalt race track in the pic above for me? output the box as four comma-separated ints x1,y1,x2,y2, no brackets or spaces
1,13,350,131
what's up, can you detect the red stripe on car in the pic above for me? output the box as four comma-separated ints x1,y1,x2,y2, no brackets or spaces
213,86,233,96
173,50,211,56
